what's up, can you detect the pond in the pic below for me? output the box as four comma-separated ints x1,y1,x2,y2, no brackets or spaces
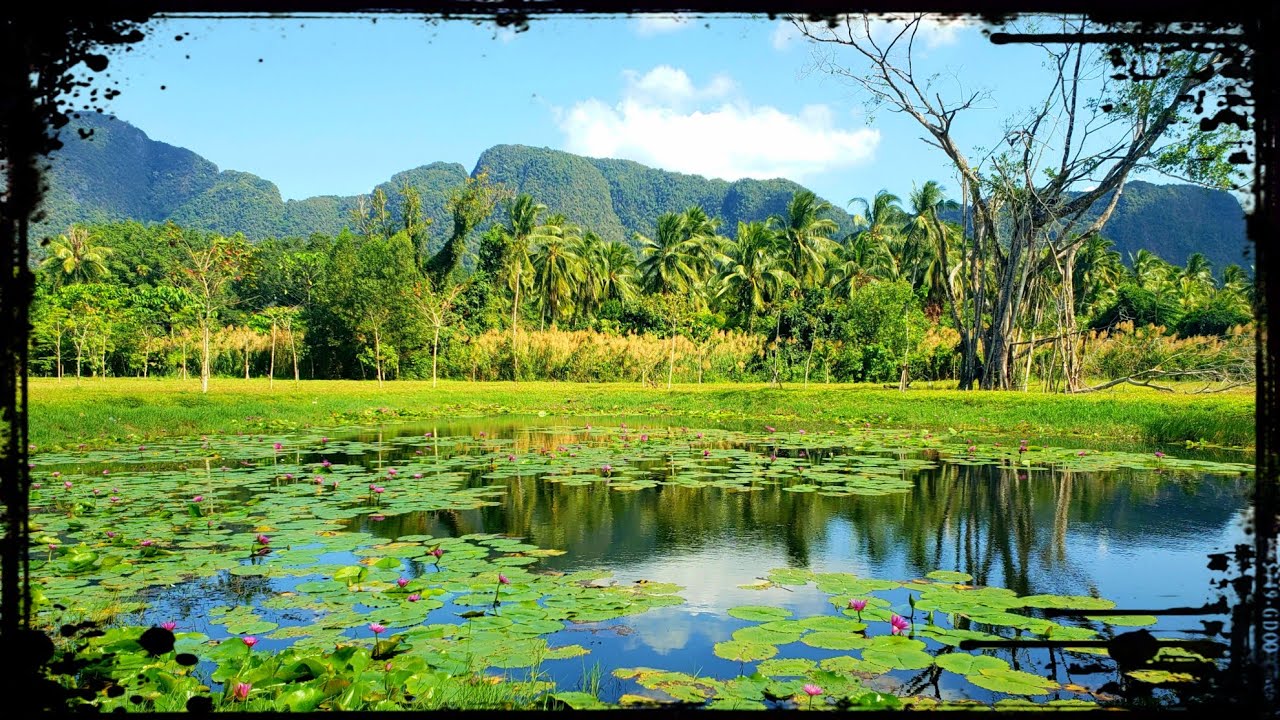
29,416,1254,710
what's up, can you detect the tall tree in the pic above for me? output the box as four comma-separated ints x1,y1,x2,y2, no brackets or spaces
795,13,1244,389
41,226,114,287
500,194,553,379
772,190,839,290
530,215,582,329
167,228,251,393
718,220,791,332
425,171,508,288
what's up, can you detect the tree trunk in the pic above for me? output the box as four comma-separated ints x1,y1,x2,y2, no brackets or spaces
269,319,277,390
141,337,149,379
804,341,814,388
432,325,441,388
54,328,63,380
289,324,299,385
201,317,211,394
243,335,250,380
374,326,383,386
512,270,520,382
667,328,676,390
1022,330,1036,392
771,308,784,388
1059,245,1082,393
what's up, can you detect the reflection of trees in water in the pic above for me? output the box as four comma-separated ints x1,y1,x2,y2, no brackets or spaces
335,431,1246,590
464,461,1246,587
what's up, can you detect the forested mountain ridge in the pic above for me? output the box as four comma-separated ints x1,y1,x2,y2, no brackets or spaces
36,113,1249,270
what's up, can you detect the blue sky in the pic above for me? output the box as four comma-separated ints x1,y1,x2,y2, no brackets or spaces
86,13,1130,209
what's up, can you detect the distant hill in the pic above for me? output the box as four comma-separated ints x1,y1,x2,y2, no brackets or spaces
36,113,1250,271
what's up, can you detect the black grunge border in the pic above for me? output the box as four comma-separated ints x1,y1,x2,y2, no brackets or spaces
1,1,1275,716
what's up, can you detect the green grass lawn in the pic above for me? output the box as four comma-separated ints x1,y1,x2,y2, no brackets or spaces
26,377,1255,450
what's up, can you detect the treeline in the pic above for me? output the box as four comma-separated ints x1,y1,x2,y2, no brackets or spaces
29,174,1254,391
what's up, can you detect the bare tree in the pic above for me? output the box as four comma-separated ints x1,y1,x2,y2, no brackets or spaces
794,14,1244,389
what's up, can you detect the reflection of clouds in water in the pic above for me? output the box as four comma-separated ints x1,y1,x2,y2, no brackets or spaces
621,608,707,655
601,542,836,656
606,542,833,615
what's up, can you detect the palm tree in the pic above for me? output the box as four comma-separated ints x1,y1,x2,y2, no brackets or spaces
598,241,638,305
773,191,839,289
831,231,894,299
42,226,114,286
570,230,608,323
847,190,907,279
531,215,583,328
637,213,702,296
1072,236,1124,319
719,220,792,331
1219,263,1253,314
904,181,960,302
501,194,554,378
1177,252,1215,309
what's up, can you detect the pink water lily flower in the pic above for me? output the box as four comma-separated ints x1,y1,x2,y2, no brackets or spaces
890,614,911,635
256,534,270,545
233,682,251,701
407,593,421,602
161,621,177,631
703,450,711,457
315,476,325,484
369,622,386,634
140,539,153,547
498,574,510,585
322,459,332,468
507,454,516,462
273,442,283,450
1155,451,1166,459
765,425,776,433
387,468,397,476
63,481,73,489
243,636,258,648
412,473,423,479
106,531,116,538
848,598,868,612
397,577,409,588
109,496,121,503
431,547,444,559
373,486,385,494
803,684,823,697
192,495,204,503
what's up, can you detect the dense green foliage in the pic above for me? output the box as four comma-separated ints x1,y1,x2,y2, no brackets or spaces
28,176,1252,394
39,114,1249,273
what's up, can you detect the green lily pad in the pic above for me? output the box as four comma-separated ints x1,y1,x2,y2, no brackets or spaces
968,668,1060,696
727,605,793,622
713,640,777,662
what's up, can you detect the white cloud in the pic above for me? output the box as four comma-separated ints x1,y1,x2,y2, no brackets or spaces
554,66,880,183
772,21,802,51
634,13,692,36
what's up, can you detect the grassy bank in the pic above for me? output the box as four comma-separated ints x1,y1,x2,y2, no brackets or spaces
26,377,1254,451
